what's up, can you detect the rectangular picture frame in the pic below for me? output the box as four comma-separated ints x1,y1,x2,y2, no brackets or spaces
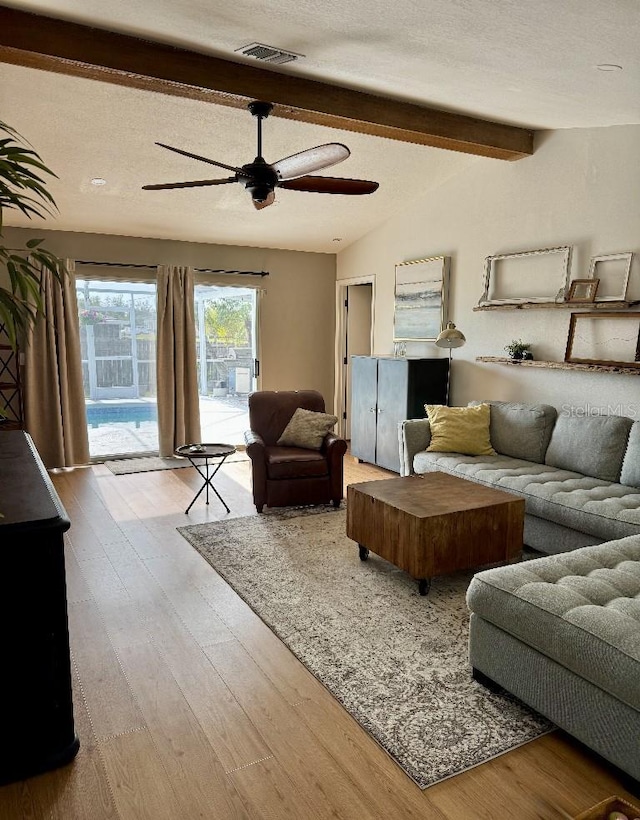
588,252,633,302
566,278,599,303
478,245,572,306
393,256,449,342
564,311,640,369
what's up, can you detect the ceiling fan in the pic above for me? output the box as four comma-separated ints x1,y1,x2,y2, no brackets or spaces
142,101,379,210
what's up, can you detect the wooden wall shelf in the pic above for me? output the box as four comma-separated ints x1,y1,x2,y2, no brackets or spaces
476,356,640,375
473,300,639,312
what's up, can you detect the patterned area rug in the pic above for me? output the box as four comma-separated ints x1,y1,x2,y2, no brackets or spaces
178,508,552,789
105,453,249,474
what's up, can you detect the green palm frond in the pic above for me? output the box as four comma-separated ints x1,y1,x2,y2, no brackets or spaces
0,120,65,350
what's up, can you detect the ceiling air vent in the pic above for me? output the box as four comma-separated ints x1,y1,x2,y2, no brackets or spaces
235,42,303,65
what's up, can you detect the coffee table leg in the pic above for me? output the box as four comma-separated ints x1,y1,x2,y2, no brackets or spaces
418,578,431,596
358,545,369,561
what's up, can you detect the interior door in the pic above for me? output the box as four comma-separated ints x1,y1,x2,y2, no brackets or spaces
345,284,372,439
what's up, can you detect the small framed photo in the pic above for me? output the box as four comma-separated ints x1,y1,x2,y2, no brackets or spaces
566,278,599,303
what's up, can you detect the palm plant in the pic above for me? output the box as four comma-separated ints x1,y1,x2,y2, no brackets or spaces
0,119,66,350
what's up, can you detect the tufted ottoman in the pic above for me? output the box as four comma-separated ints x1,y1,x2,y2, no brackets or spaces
466,536,640,782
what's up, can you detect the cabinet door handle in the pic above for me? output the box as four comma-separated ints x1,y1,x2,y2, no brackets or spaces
369,407,376,413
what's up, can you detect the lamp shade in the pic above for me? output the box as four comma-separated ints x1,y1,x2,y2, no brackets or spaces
435,322,466,349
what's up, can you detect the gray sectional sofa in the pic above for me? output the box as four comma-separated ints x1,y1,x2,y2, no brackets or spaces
400,401,640,553
467,536,640,783
400,401,640,782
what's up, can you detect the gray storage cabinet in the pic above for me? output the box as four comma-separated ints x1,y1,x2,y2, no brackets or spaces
350,356,449,472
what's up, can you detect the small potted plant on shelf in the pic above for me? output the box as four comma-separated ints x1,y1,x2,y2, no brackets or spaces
504,339,533,360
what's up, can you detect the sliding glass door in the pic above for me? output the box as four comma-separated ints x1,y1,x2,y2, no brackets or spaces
77,279,158,458
194,285,258,445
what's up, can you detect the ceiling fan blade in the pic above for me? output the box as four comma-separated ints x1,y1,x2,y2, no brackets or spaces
272,143,350,181
253,191,276,210
155,142,244,174
142,177,237,191
279,176,379,195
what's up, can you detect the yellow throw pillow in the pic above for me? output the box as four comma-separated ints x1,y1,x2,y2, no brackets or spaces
424,404,496,456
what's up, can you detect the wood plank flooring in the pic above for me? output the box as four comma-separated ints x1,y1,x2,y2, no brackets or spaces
0,455,635,819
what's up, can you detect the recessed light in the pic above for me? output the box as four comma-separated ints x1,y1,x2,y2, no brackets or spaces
596,64,623,71
90,177,107,186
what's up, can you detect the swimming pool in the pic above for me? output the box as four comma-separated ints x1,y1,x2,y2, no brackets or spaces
85,402,158,428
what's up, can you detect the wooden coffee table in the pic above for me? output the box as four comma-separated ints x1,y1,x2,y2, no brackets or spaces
346,473,525,595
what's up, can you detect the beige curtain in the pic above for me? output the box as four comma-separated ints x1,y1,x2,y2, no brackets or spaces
23,259,90,469
156,265,201,456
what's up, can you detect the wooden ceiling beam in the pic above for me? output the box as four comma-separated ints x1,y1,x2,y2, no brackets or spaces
0,6,534,160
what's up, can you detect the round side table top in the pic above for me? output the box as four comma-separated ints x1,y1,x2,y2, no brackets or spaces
175,443,236,458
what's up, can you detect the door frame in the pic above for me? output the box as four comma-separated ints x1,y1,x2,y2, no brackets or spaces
334,275,375,439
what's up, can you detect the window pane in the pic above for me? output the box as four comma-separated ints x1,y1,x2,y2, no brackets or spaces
194,285,257,445
77,279,158,458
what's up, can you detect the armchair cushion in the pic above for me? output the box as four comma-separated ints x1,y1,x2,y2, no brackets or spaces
266,446,329,480
277,407,338,451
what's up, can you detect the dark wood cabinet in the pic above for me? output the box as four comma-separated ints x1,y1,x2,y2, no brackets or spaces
350,356,449,472
0,431,79,785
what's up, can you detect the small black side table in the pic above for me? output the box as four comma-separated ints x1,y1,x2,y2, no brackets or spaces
175,443,236,514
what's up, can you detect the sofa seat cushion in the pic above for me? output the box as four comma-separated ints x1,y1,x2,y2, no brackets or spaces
265,446,328,479
467,536,640,711
413,451,640,541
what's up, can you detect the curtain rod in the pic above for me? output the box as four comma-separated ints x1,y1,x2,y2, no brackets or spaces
74,260,269,277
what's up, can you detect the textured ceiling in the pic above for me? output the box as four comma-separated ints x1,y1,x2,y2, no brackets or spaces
1,0,638,252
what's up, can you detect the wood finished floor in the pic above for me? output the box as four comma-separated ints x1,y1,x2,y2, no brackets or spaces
0,455,635,820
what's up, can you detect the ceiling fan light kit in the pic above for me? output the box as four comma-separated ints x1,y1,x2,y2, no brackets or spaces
143,101,379,210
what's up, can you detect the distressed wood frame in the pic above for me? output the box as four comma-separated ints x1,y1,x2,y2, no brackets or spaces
588,253,633,302
479,246,572,306
566,278,599,303
564,311,640,369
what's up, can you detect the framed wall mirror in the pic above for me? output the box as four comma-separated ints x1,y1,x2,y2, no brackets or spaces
479,246,572,306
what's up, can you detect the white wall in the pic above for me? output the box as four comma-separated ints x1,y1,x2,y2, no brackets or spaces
338,125,640,418
3,227,337,408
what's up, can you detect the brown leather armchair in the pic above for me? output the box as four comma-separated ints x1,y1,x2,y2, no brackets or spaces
244,390,347,513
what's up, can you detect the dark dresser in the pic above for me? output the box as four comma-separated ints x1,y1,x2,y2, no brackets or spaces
0,431,79,784
350,356,449,472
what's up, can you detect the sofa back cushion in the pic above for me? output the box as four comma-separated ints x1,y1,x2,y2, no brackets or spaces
545,413,633,482
621,421,640,487
469,400,557,462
